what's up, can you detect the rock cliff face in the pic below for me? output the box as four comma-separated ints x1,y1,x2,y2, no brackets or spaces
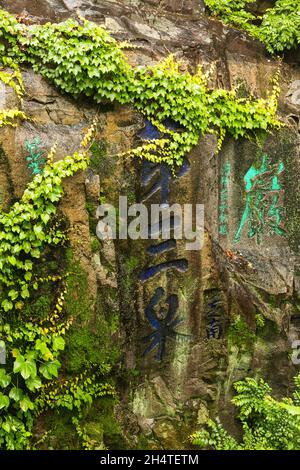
1,0,300,449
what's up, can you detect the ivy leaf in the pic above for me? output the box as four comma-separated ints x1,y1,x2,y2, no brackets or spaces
24,272,32,282
33,225,45,240
9,387,24,402
13,355,25,374
25,376,42,392
0,369,11,388
22,241,31,253
13,355,37,380
19,396,34,412
41,213,50,225
8,289,19,301
21,285,30,300
40,360,60,379
1,299,13,312
35,339,53,361
30,248,40,258
53,336,65,352
7,255,16,266
2,421,11,433
21,360,37,380
0,393,10,410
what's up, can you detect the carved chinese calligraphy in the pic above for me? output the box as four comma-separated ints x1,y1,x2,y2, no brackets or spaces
234,154,285,244
139,120,190,360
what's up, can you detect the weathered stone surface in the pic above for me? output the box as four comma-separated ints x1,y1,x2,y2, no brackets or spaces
152,419,182,450
286,80,300,107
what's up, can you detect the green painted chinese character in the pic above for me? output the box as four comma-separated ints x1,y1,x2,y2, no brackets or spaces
234,154,285,244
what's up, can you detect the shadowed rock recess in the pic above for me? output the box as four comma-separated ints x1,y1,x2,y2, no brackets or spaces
0,0,300,450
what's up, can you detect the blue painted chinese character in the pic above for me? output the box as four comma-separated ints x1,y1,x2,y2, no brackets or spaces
143,287,184,361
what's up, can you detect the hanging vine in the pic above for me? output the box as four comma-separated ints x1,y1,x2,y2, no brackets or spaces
0,65,28,127
0,114,115,449
0,9,282,168
204,0,300,54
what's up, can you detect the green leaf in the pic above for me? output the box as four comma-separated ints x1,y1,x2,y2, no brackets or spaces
7,255,16,266
19,396,34,412
8,289,18,300
33,225,45,240
13,355,37,380
13,355,25,374
22,241,31,253
35,339,52,361
40,360,60,379
30,248,40,258
0,393,10,410
9,387,24,402
25,376,42,392
0,369,11,388
22,360,37,380
24,272,32,281
2,421,11,433
1,299,13,312
278,402,300,416
21,285,30,299
53,336,65,352
41,213,50,224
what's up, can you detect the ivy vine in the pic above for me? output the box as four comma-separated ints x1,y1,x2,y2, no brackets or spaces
0,65,28,127
204,0,300,54
0,9,282,168
0,95,114,448
0,127,94,313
